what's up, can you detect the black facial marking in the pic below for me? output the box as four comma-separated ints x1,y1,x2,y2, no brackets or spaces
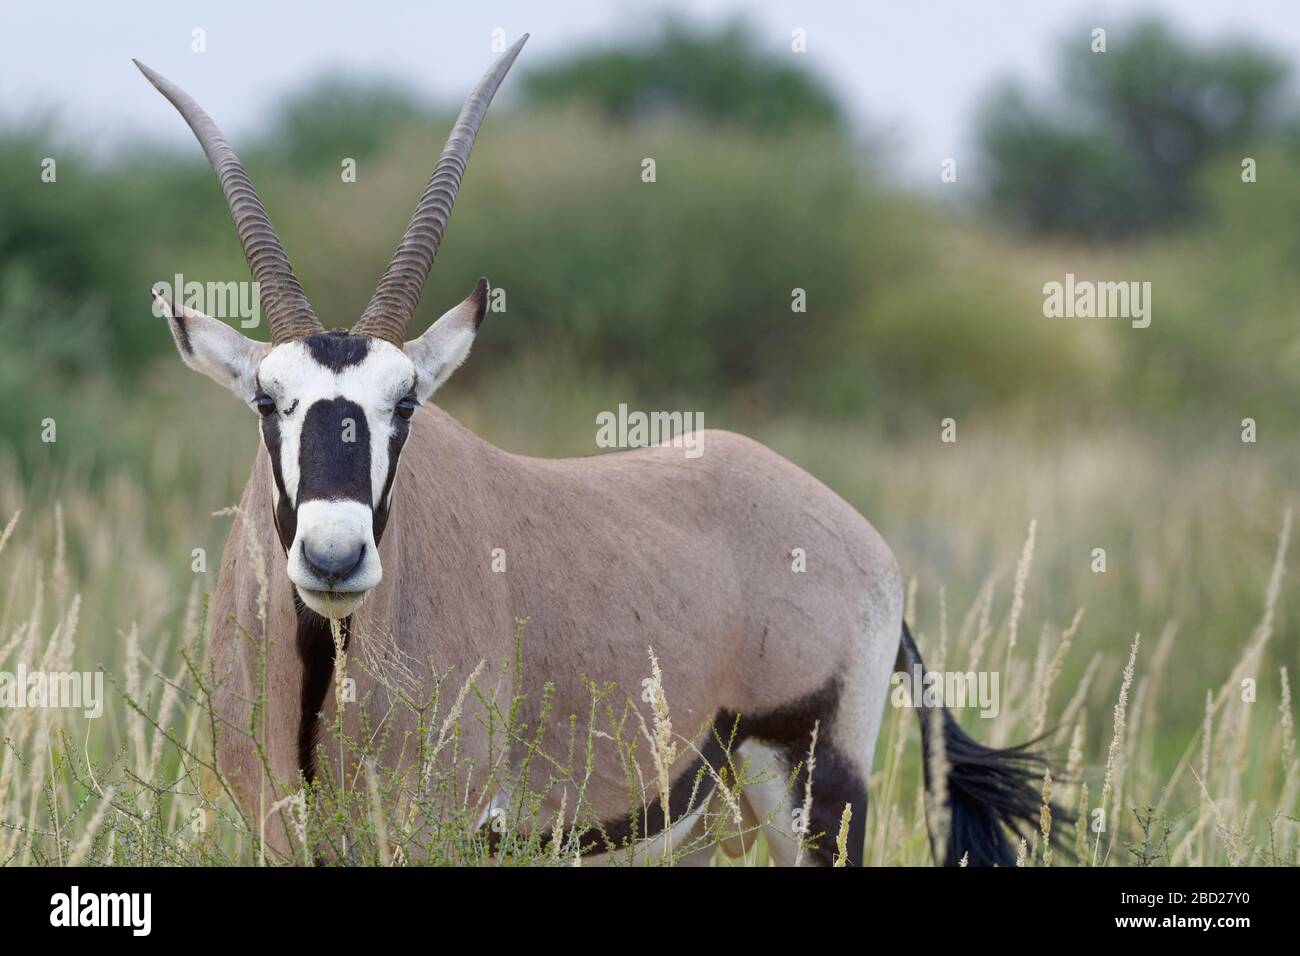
259,406,297,552
283,399,299,417
304,331,370,371
371,397,413,542
298,397,371,506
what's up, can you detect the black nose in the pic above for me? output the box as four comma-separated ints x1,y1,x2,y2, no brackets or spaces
302,540,365,584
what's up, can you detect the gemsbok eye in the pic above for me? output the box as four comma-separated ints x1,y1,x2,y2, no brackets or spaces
255,396,276,417
395,399,416,421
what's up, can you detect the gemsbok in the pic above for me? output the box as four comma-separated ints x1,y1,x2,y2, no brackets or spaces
137,35,1050,866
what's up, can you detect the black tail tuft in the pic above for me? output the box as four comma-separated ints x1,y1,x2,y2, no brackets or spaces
898,621,1068,866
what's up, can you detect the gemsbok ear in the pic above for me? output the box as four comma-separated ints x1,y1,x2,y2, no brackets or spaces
404,278,489,402
152,289,269,404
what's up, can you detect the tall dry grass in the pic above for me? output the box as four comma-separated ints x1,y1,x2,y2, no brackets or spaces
0,363,1296,865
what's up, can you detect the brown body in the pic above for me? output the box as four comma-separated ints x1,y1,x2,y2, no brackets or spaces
143,38,1046,866
209,405,904,861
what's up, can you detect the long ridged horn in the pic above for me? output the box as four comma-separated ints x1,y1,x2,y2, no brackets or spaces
134,59,323,345
352,34,528,346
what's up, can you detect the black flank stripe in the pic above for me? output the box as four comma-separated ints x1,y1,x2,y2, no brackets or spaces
572,676,866,865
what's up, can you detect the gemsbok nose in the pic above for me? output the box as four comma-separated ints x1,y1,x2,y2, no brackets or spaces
301,539,366,584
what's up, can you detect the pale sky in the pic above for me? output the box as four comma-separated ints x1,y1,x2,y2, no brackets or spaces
3,0,1298,193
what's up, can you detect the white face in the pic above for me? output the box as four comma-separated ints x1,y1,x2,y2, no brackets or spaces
254,334,418,618
156,286,484,620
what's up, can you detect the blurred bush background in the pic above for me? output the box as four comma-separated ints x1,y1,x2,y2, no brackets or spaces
7,15,1300,465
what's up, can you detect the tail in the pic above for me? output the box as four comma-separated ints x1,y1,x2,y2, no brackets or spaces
896,621,1058,866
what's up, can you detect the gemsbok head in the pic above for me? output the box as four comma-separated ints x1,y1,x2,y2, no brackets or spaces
139,35,1059,866
137,38,523,621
